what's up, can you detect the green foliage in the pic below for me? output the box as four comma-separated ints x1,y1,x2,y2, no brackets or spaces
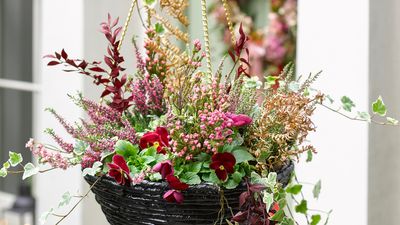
387,117,399,125
311,214,322,225
341,96,355,112
23,163,40,180
286,184,302,195
280,218,295,225
357,111,371,122
58,192,72,207
372,96,387,116
306,150,313,162
313,180,322,199
232,148,255,163
0,167,7,177
73,141,87,156
295,200,308,214
82,161,103,177
9,151,23,167
155,23,165,34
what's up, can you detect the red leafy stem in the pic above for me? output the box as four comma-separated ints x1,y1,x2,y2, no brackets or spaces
44,14,132,112
232,180,277,225
228,23,251,79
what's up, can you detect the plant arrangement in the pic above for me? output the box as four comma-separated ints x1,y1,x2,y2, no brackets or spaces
211,0,297,80
0,0,398,225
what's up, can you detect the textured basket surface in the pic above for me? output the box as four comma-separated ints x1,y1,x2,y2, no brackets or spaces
85,161,294,225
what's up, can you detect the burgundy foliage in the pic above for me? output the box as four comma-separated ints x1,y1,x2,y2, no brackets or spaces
228,23,251,79
45,14,132,112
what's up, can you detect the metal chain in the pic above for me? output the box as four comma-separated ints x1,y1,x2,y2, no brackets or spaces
201,0,213,76
221,0,236,47
118,0,138,51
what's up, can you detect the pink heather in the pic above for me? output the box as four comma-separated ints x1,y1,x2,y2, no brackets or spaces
29,143,70,170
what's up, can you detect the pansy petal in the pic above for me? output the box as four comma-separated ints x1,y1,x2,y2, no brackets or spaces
155,127,169,147
209,161,220,170
163,189,176,202
139,132,160,149
173,191,184,204
215,169,228,181
112,155,130,173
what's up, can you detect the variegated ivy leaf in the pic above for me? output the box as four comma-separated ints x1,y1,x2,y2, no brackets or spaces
266,172,277,189
313,180,322,199
341,96,355,112
357,111,371,122
9,151,23,167
0,167,7,177
3,161,10,169
40,208,54,225
58,192,72,207
372,96,387,116
23,163,40,180
82,161,102,177
387,117,399,125
262,191,274,212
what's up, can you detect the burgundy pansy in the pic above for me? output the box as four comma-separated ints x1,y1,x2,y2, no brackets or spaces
107,155,132,186
210,152,236,181
163,189,184,204
139,127,169,154
153,160,174,179
166,175,189,191
226,113,253,127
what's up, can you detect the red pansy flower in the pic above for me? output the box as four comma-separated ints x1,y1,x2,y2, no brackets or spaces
163,189,185,204
210,152,236,181
166,175,189,191
268,202,280,217
107,155,132,186
139,127,169,154
226,113,253,127
153,160,174,179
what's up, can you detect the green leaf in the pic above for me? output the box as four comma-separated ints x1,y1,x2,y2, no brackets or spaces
262,191,274,212
357,111,371,122
280,218,295,225
82,161,102,176
187,162,202,173
40,208,54,225
73,141,87,156
232,149,255,163
224,178,240,189
286,184,302,195
115,140,138,158
387,117,399,125
142,156,156,164
155,23,165,34
372,96,387,116
23,163,40,180
313,180,322,199
144,0,156,6
311,214,322,225
295,200,308,214
232,171,243,183
148,172,162,181
0,167,7,177
266,172,277,189
270,209,285,222
9,151,23,167
3,161,10,169
265,76,279,87
306,150,313,162
341,96,356,112
139,146,156,157
180,172,201,185
58,192,72,207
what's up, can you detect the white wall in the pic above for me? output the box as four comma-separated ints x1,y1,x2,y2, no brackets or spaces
33,0,84,224
296,0,369,224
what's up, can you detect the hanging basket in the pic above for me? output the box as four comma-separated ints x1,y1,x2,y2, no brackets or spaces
84,161,294,225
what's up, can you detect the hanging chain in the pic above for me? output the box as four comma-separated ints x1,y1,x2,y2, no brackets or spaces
221,0,236,47
117,0,138,51
201,0,213,76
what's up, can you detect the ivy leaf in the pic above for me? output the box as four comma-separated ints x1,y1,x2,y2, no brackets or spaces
224,178,240,189
265,76,279,88
155,23,165,34
372,96,387,116
357,111,371,122
313,180,322,199
341,96,355,112
3,161,10,169
387,117,399,125
306,150,313,162
262,191,274,212
115,140,138,158
23,163,40,180
82,161,102,177
58,192,72,207
266,172,277,189
9,152,23,167
40,208,54,225
311,214,322,225
232,171,243,183
73,141,88,156
295,200,308,214
0,167,7,177
232,148,255,164
286,184,302,195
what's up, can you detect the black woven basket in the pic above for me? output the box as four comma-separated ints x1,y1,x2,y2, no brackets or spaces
84,161,294,225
